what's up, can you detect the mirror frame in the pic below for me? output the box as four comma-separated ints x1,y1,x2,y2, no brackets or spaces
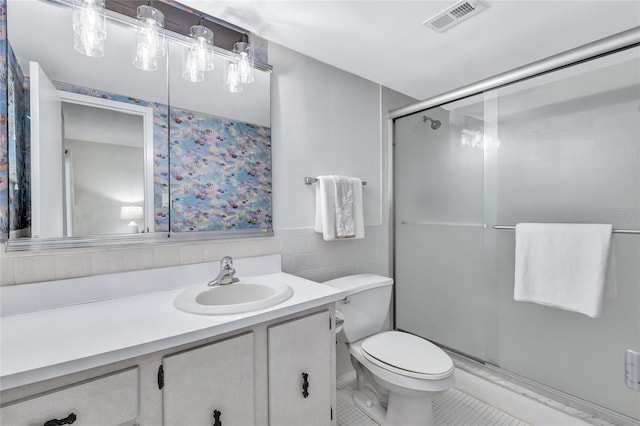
57,91,155,236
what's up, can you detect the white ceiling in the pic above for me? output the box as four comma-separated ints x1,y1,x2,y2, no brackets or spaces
182,0,640,100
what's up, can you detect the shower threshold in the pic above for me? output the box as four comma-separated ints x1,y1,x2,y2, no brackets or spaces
449,351,638,426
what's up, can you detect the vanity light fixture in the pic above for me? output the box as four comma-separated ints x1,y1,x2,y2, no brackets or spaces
182,23,215,82
72,0,106,57
133,3,166,72
70,0,258,90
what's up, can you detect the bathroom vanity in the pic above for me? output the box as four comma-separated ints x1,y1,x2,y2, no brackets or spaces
0,255,344,425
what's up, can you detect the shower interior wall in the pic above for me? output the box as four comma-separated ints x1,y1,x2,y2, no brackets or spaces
394,45,640,421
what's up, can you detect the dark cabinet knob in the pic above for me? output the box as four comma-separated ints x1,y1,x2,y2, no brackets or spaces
43,413,77,426
302,372,310,398
212,409,222,426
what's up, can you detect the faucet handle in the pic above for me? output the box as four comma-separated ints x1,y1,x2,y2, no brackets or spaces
220,256,234,270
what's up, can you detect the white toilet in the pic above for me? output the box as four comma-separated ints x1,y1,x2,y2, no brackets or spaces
324,274,454,426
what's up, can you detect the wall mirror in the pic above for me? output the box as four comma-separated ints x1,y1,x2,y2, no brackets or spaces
4,0,272,250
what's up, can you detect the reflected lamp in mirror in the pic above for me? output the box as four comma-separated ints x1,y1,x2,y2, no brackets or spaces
120,206,144,233
234,39,254,84
183,24,215,82
133,5,166,71
72,0,106,57
224,55,243,93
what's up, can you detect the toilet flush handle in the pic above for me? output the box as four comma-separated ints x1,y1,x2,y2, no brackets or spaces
340,297,351,304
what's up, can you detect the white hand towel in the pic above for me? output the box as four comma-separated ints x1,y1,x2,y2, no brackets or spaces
514,223,613,318
314,175,365,241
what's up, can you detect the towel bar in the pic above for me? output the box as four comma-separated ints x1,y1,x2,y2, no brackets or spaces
304,177,367,186
492,225,640,235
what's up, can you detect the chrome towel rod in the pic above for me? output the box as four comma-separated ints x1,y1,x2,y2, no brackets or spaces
304,177,367,185
492,225,640,235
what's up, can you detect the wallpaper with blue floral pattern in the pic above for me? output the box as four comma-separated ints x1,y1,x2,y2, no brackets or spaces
0,0,8,235
7,43,30,233
1,75,272,235
169,109,272,232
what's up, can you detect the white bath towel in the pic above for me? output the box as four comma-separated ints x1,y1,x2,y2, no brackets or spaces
513,223,613,318
314,175,364,241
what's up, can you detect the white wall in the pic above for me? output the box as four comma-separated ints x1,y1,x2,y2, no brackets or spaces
0,43,415,286
270,43,415,282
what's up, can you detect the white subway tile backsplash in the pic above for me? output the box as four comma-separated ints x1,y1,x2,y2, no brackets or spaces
1,257,15,285
153,246,180,268
276,224,389,282
92,250,126,275
123,248,154,271
55,252,92,279
333,263,359,280
179,244,205,264
14,255,57,284
2,224,387,285
280,235,310,255
281,255,297,273
296,267,335,283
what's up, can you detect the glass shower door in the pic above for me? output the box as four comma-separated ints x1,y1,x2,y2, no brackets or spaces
394,45,640,420
394,94,496,362
491,46,640,419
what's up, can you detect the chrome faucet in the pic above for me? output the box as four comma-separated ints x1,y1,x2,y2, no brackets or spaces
208,256,240,286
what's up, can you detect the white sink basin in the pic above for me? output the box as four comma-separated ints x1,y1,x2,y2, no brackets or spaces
174,277,294,315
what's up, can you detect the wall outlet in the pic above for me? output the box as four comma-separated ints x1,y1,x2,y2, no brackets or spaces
625,349,640,392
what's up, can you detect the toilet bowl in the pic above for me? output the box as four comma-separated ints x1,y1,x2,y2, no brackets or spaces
324,274,455,426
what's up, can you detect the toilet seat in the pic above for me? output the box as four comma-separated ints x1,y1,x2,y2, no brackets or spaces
361,331,454,380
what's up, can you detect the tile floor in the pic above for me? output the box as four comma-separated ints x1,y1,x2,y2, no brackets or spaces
337,372,530,426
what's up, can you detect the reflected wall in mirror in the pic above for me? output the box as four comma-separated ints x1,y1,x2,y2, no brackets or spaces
167,39,272,232
60,92,153,236
0,0,272,247
5,0,169,239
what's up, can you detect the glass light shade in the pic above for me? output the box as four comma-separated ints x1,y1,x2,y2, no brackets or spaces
182,25,214,82
134,5,166,71
182,48,205,82
72,0,106,39
191,25,214,72
133,43,158,71
73,28,105,57
224,58,243,93
72,0,106,57
233,41,254,84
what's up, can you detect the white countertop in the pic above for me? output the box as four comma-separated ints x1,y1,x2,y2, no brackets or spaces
0,257,346,391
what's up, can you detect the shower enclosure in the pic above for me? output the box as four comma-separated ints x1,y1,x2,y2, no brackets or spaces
393,40,640,421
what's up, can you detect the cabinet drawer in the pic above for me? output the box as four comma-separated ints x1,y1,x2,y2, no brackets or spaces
0,367,139,426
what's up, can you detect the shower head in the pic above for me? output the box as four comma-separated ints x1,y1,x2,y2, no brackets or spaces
422,115,442,130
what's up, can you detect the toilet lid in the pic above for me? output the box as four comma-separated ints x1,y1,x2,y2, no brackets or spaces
361,331,453,378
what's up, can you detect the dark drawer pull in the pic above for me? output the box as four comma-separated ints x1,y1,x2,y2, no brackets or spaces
302,372,309,398
43,413,77,426
212,409,222,426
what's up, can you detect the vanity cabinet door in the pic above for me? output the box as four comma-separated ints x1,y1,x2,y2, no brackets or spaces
268,310,333,426
162,332,254,426
0,367,139,426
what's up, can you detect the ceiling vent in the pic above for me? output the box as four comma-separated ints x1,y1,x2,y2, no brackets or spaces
423,0,486,33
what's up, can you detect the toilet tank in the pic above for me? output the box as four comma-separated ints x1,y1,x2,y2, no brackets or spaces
323,274,393,343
